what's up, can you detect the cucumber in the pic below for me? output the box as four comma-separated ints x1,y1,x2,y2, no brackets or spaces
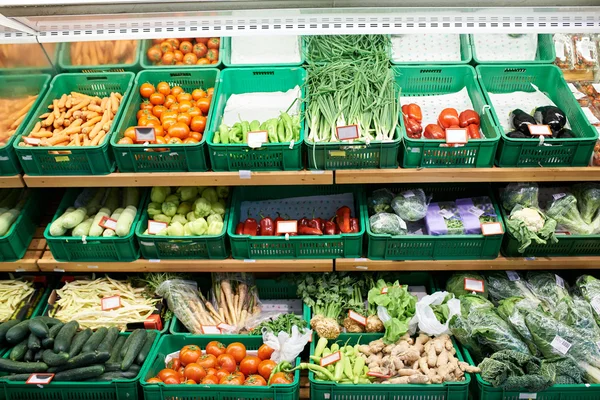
68,328,92,357
9,339,28,361
6,320,30,344
49,351,110,373
48,322,64,338
0,359,48,373
0,320,20,343
29,319,49,339
35,316,62,327
119,333,134,359
5,373,37,381
135,331,157,365
82,327,107,353
24,349,34,362
86,366,140,381
42,350,69,367
97,327,119,353
108,336,126,363
121,329,146,371
42,337,54,349
27,333,41,351
54,320,79,353
34,350,44,362
54,365,104,381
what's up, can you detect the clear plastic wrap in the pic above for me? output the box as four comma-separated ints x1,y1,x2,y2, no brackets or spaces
390,189,428,222
425,201,464,235
368,188,395,214
572,183,600,224
485,271,538,305
456,196,498,234
525,272,570,311
572,34,599,71
211,272,261,330
501,182,539,212
546,193,594,235
553,33,575,70
369,212,407,235
156,280,211,334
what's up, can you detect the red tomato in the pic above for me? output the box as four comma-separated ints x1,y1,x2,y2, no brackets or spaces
201,375,219,385
207,38,220,50
147,45,162,63
140,83,155,98
215,368,229,381
177,93,192,103
180,40,193,54
217,353,237,373
157,82,171,96
152,105,166,119
206,49,218,62
157,369,179,381
184,363,206,382
193,43,208,58
164,95,177,109
206,341,226,357
180,345,202,366
257,344,274,361
226,343,246,364
195,38,209,45
205,367,218,376
270,372,293,384
163,376,181,385
117,137,133,145
168,137,184,144
149,92,165,106
146,377,162,384
174,50,184,62
244,375,267,386
183,53,198,65
171,86,184,97
160,41,173,53
178,100,193,113
177,112,192,126
239,356,261,377
161,52,175,65
196,58,210,65
220,374,244,385
187,106,202,118
196,98,210,114
190,116,206,133
168,122,190,139
191,89,206,101
185,380,196,385
257,360,276,380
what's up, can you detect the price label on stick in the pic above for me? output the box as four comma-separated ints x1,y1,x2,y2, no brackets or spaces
464,278,485,293
247,131,268,148
134,126,156,143
320,351,341,367
277,220,298,234
528,125,552,136
101,295,121,311
26,374,54,385
201,325,221,334
148,220,169,235
98,216,118,230
367,371,391,379
445,128,468,144
348,310,367,326
481,222,504,236
336,125,359,141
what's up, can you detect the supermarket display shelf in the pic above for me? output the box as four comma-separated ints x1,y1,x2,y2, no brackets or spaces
23,170,334,187
562,69,596,82
0,175,24,188
0,236,45,272
336,256,600,271
335,167,600,184
37,251,334,272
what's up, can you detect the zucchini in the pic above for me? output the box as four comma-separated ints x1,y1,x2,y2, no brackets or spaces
97,327,119,353
88,208,111,237
54,365,105,381
135,331,157,365
0,359,48,373
49,207,75,236
6,320,30,344
62,207,88,230
49,351,110,373
42,350,70,367
9,339,28,361
0,209,21,236
108,336,126,363
82,327,107,353
72,217,94,237
115,206,137,237
121,329,146,371
35,316,62,327
68,328,92,357
24,349,34,362
34,350,44,362
86,366,140,381
119,333,134,359
29,319,49,339
0,320,20,343
54,320,79,353
41,337,54,349
27,333,41,351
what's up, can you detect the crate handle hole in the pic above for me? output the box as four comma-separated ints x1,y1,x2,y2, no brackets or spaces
169,73,192,77
86,76,109,81
503,68,527,73
419,69,442,74
253,71,275,76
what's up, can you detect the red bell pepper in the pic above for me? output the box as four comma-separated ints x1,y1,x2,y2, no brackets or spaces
242,218,258,236
438,108,460,129
299,217,309,227
402,103,422,122
350,218,359,233
235,223,244,235
424,124,446,140
259,212,274,236
336,206,352,233
459,110,480,128
324,220,337,235
299,225,323,235
404,117,423,139
467,124,481,139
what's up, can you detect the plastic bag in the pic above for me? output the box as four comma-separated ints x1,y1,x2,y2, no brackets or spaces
572,34,598,71
553,33,575,70
368,188,394,214
262,325,312,363
456,196,498,234
501,182,539,212
369,213,407,235
409,291,460,336
156,280,209,334
391,189,428,222
211,273,261,331
425,201,464,235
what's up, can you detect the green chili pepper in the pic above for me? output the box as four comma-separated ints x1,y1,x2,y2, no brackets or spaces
213,130,220,144
219,123,230,144
315,337,328,357
229,125,243,144
268,361,292,384
292,115,300,141
281,112,294,142
250,120,260,131
267,118,279,143
287,363,335,381
241,121,250,143
277,117,286,142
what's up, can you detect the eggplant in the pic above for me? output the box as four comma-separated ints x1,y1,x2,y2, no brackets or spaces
509,109,536,134
506,130,531,139
533,106,567,133
555,128,575,139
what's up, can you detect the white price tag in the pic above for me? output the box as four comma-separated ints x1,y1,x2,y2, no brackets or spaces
98,216,118,230
555,41,566,60
26,374,54,385
239,170,252,179
336,125,359,141
348,310,367,326
464,278,485,293
23,137,41,146
445,128,468,144
552,193,567,201
468,206,485,217
101,295,121,311
555,274,565,289
519,394,537,399
247,131,268,148
148,220,168,235
402,190,415,198
134,126,156,143
380,287,389,294
528,125,552,136
567,83,587,100
481,222,504,236
438,209,454,219
320,351,341,367
217,323,237,332
277,220,298,234
506,271,520,281
582,107,600,125
592,84,600,93
201,325,221,334
550,335,572,355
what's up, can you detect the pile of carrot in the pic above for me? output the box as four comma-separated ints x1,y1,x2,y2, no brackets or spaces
19,92,123,147
69,41,137,66
0,96,38,145
0,43,57,68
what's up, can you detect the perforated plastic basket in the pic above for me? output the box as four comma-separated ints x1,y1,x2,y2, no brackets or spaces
139,39,223,69
58,41,141,73
140,335,300,400
391,34,472,65
112,69,219,173
44,188,146,262
396,65,500,168
222,36,305,67
206,67,306,171
477,64,598,167
13,72,135,176
228,185,365,259
366,184,504,260
0,74,51,176
471,34,556,64
0,190,44,262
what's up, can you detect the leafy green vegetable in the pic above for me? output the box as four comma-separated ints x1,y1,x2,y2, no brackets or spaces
501,182,539,212
541,357,584,385
496,297,541,356
369,213,407,235
479,350,553,391
576,274,600,326
573,183,600,224
459,294,494,314
505,206,557,253
526,272,570,311
554,296,600,341
485,271,538,304
367,279,416,344
250,313,307,336
546,194,593,235
368,188,394,215
446,273,488,299
390,189,428,222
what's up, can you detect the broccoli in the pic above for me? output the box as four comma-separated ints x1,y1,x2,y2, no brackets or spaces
573,183,600,224
390,189,428,222
501,182,539,212
546,194,593,235
368,188,394,215
369,213,407,235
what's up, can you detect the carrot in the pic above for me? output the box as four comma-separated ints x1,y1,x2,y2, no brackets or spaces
42,112,54,127
57,94,67,109
65,98,90,118
88,104,102,113
43,133,69,146
30,131,53,139
38,112,50,120
90,130,106,146
110,92,119,114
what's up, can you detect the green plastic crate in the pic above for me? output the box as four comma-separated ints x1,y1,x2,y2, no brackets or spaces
462,345,600,400
170,278,303,334
396,65,500,168
206,67,306,171
58,41,141,73
0,190,44,262
309,334,470,400
471,34,555,64
139,39,223,69
477,64,598,167
44,188,145,262
0,74,51,176
222,36,305,67
135,188,228,259
13,72,135,176
140,335,300,400
391,34,472,65
228,185,365,259
0,274,52,323
366,184,504,260
111,69,219,172
0,43,59,76
0,330,160,400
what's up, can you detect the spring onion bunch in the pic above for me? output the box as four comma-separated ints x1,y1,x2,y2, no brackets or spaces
305,35,391,63
305,54,399,143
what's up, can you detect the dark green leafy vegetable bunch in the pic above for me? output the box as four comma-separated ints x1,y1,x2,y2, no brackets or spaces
250,313,307,336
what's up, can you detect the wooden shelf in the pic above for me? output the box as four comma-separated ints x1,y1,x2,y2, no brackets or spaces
336,256,600,271
37,252,333,272
24,170,333,188
335,167,600,184
0,237,45,272
0,175,24,188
